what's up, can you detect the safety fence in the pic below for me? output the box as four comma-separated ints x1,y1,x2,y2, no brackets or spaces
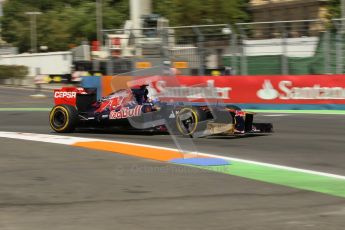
96,19,345,76
101,24,231,76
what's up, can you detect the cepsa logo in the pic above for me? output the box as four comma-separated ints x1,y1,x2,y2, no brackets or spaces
257,80,345,100
109,106,143,119
54,92,77,99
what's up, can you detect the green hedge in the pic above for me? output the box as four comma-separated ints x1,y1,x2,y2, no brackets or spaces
0,65,28,79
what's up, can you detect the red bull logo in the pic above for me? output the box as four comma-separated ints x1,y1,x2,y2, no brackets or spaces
109,106,143,119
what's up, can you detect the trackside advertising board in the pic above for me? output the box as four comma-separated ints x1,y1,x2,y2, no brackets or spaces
100,75,345,110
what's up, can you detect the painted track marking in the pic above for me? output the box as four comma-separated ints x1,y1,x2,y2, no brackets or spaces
0,131,344,198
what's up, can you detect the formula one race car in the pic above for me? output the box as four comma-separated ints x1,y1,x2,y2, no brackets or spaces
49,86,273,137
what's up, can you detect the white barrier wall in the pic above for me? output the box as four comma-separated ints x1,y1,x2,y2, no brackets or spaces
243,37,319,57
0,51,73,76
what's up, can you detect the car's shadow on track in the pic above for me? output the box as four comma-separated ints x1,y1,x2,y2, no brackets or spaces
74,128,169,136
204,133,272,139
67,128,271,139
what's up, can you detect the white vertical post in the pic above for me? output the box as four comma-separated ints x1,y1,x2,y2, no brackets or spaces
129,0,152,56
130,0,152,30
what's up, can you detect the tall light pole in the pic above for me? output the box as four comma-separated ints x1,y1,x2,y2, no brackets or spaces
25,12,41,53
96,0,103,49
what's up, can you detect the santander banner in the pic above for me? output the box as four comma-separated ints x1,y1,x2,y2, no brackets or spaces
147,75,345,105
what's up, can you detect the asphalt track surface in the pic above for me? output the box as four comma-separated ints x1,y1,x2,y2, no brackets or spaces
0,86,345,230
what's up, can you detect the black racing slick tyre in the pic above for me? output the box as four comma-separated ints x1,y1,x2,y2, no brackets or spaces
175,107,206,137
49,104,78,133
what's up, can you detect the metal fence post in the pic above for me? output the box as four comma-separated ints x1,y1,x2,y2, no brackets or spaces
336,21,344,74
92,59,100,72
193,27,205,76
323,30,331,74
161,27,169,61
106,59,114,75
239,27,248,75
281,23,289,75
231,31,238,75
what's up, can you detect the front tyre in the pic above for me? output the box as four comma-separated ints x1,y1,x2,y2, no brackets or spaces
175,107,206,137
49,104,78,133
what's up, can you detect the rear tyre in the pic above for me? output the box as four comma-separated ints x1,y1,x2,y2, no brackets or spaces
49,104,78,133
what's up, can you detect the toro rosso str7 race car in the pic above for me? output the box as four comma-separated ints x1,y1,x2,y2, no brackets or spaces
49,86,273,137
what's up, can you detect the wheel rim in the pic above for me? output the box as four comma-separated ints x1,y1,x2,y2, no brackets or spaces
52,109,67,129
176,109,198,135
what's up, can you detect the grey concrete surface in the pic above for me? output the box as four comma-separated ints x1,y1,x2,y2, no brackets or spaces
0,139,345,230
0,87,345,229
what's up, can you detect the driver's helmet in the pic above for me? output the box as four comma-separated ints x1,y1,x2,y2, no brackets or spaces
132,85,149,105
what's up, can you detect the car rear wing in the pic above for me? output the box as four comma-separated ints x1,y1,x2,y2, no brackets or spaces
54,87,96,107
